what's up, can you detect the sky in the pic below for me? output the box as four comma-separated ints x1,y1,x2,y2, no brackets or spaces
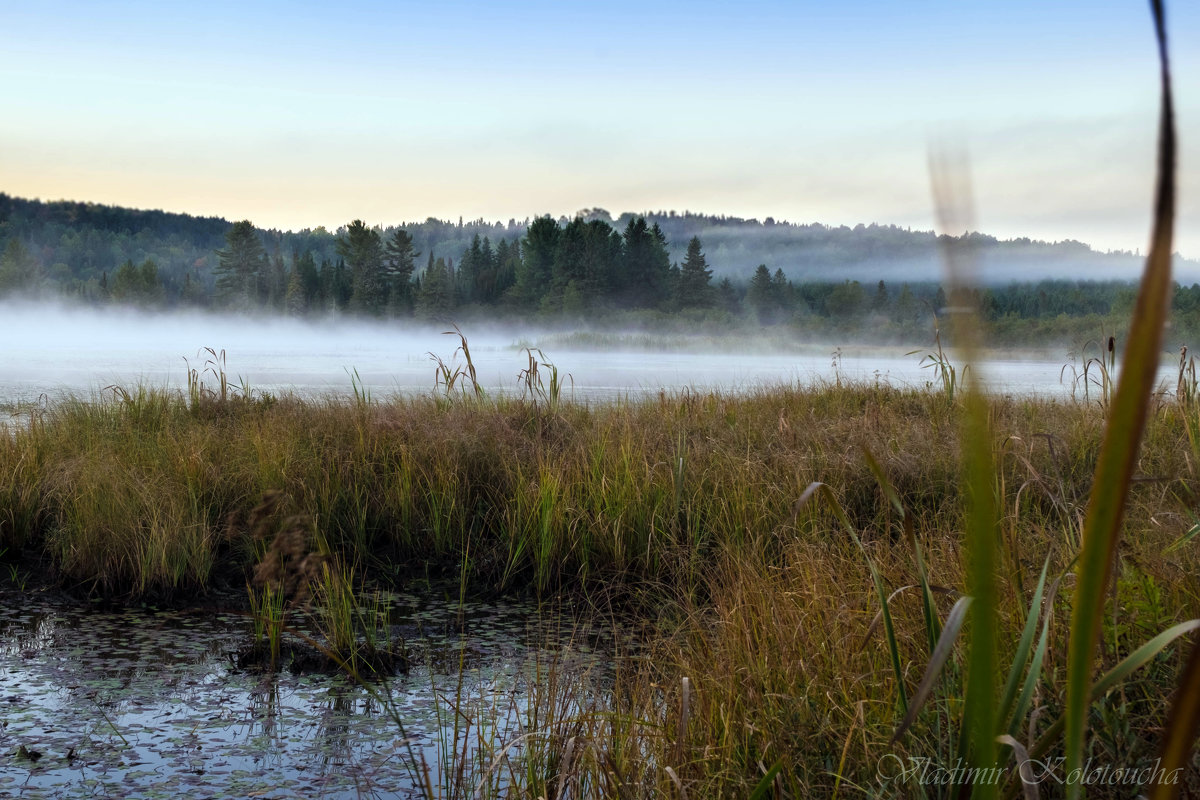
2,0,1198,258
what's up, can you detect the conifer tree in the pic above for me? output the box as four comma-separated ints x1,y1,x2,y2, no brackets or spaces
214,221,266,309
676,236,714,309
338,220,385,315
746,264,775,323
416,256,456,319
383,229,418,314
619,217,672,309
513,216,559,309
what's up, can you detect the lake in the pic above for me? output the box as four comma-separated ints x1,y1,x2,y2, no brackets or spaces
0,301,1170,406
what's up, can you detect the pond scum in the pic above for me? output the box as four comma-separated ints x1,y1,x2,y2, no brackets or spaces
3,7,1199,800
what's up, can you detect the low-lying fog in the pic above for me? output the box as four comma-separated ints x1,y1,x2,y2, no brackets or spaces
0,301,1169,406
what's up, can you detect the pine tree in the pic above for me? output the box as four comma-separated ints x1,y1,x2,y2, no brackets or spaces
338,220,385,315
292,251,321,309
179,271,206,306
933,286,948,314
549,217,622,311
873,279,890,311
824,280,865,318
214,221,266,309
416,257,456,319
285,265,306,315
458,234,484,304
513,216,559,309
266,249,288,310
476,236,497,303
746,264,775,323
676,236,714,309
110,258,163,306
894,283,920,325
383,229,418,315
493,238,519,304
619,217,672,309
717,277,740,315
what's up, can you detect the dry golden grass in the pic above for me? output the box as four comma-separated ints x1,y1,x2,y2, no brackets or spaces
2,376,1198,795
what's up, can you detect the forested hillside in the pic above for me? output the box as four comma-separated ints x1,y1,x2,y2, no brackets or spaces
4,192,1200,346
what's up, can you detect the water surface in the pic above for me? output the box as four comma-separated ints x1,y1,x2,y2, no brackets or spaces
0,301,1165,404
0,587,612,799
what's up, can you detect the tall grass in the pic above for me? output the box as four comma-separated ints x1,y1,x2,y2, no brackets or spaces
3,371,1199,793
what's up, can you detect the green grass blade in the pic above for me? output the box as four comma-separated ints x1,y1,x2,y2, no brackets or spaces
1163,512,1200,553
961,385,999,795
1063,3,1176,794
861,448,905,518
1091,619,1199,697
997,557,1050,729
1029,619,1200,764
929,146,999,793
891,594,972,743
1007,573,1067,737
749,759,783,800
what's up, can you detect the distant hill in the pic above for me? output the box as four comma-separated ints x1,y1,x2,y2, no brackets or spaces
617,210,1189,285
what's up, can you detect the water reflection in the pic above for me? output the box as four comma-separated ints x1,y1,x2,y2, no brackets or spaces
0,588,617,799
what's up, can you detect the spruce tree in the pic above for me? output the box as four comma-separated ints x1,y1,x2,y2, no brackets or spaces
416,257,456,319
337,220,385,315
214,221,266,309
676,236,714,309
383,229,418,315
746,264,775,323
619,217,672,309
513,216,559,309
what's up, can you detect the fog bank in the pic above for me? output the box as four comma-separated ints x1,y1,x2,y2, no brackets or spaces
0,300,1157,405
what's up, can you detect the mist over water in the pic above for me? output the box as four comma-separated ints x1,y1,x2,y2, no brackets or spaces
0,300,1171,404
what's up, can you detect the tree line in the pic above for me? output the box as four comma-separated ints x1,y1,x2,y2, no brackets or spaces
204,215,727,318
9,192,1200,345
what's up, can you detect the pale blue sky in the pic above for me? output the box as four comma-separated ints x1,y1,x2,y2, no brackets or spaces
2,1,1197,256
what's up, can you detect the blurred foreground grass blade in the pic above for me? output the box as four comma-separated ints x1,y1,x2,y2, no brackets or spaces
930,144,999,795
960,382,999,791
1063,1,1176,794
1150,640,1200,800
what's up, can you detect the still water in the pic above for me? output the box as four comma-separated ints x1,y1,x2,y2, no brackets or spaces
0,301,1173,404
0,587,612,799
